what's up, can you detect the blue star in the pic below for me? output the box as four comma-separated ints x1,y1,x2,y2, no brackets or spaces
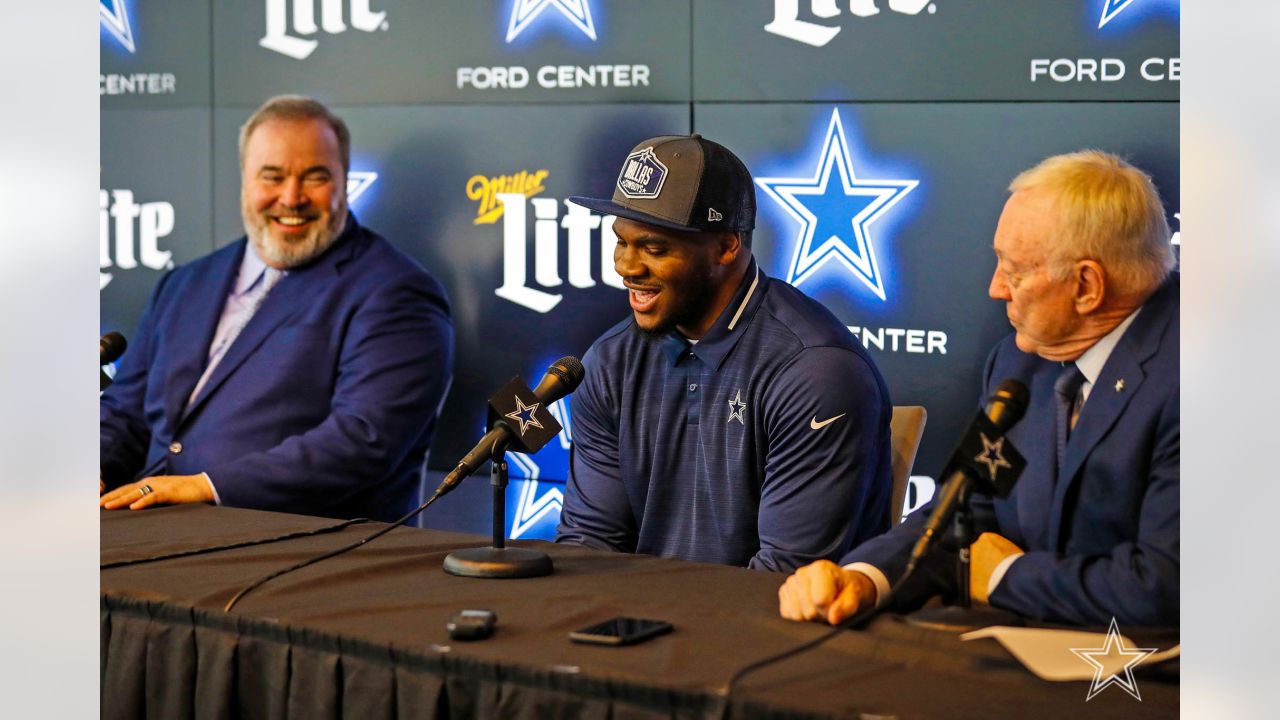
100,0,136,54
507,0,597,43
974,433,1012,480
504,396,545,436
756,109,917,301
346,171,378,206
505,398,573,540
1098,0,1137,28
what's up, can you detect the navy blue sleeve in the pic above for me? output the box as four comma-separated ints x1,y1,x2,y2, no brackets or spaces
99,269,172,487
203,272,454,509
753,346,891,572
556,346,637,552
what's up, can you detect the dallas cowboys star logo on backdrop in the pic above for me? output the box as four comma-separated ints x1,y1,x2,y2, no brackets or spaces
100,0,136,53
506,398,573,539
974,433,1013,479
1098,0,1137,28
504,396,544,436
346,171,379,205
727,389,747,425
756,109,917,301
506,0,597,42
1071,618,1158,701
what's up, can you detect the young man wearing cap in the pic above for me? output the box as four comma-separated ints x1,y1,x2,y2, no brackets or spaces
555,134,893,572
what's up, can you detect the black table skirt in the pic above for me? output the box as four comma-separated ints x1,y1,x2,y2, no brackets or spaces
101,505,1178,719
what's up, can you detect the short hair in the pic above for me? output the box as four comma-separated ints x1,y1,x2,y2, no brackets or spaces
238,95,351,174
1010,150,1174,297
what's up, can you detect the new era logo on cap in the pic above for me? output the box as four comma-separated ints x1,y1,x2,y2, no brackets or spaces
569,134,756,234
617,147,668,199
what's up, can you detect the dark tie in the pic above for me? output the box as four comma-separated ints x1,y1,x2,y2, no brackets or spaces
1054,363,1086,475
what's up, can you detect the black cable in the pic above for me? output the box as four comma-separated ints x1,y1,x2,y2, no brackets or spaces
100,517,374,569
722,565,917,697
223,490,447,613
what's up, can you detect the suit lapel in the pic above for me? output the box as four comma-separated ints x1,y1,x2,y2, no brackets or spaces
1048,277,1176,548
180,221,364,423
163,243,244,431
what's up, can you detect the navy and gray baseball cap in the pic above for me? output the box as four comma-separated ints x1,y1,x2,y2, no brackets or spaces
569,134,756,233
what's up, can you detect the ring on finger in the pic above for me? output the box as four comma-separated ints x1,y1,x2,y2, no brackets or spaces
138,485,153,497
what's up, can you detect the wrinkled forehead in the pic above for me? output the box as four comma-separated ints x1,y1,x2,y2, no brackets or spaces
242,117,342,168
994,189,1058,260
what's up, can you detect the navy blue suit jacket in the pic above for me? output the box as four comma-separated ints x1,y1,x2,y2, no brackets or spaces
846,274,1179,627
100,217,454,522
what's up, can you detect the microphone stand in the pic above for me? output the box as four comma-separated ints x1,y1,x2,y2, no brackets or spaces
905,484,1020,633
442,439,553,579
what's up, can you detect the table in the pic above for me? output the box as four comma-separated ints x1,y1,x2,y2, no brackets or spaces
101,505,1178,719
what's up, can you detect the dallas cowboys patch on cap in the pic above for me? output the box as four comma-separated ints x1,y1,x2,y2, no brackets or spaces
569,134,756,233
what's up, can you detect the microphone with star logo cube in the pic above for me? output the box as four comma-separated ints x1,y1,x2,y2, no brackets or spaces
428,356,584,502
906,379,1029,572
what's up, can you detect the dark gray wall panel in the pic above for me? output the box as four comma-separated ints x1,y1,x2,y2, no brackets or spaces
100,0,212,109
100,109,214,337
213,0,690,104
693,0,1180,101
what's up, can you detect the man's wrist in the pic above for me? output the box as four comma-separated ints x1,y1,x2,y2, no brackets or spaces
843,562,891,608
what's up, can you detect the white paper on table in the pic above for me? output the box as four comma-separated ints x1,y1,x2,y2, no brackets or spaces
960,625,1180,681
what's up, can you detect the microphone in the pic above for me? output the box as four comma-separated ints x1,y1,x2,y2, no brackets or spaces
429,356,585,501
100,332,128,365
906,379,1030,569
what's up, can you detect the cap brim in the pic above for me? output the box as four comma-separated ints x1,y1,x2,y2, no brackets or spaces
567,196,703,233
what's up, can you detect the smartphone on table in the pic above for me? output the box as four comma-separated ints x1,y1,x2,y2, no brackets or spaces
569,617,673,646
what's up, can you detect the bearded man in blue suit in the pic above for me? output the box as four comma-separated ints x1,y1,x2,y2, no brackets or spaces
779,150,1178,628
100,96,453,523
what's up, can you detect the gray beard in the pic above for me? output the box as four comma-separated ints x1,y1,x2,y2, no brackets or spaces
244,204,348,269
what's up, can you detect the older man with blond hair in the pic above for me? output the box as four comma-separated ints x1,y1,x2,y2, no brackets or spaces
779,150,1179,628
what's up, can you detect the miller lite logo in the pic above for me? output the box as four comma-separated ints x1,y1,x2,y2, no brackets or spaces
765,0,937,48
100,189,175,290
616,147,667,199
260,0,388,60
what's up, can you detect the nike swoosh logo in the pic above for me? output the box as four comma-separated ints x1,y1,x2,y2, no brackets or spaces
810,413,847,430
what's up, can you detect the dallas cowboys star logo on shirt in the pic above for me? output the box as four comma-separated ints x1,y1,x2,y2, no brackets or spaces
505,396,545,436
974,433,1013,479
755,109,917,301
727,389,747,425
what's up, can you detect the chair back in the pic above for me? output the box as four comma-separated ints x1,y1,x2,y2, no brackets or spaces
889,406,927,526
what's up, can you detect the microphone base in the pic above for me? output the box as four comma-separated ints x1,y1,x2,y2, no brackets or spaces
904,604,1024,633
442,547,553,579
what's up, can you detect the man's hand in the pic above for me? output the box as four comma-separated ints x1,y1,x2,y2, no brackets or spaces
969,531,1023,605
99,475,214,511
778,560,877,625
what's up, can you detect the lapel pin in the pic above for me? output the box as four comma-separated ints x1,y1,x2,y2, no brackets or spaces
1114,379,1125,393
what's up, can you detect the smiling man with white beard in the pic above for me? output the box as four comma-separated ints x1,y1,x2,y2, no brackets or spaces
100,95,454,522
555,134,894,572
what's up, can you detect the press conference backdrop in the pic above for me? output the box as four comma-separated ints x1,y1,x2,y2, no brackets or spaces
100,0,1179,541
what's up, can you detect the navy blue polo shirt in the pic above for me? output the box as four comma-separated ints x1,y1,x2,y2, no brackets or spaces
556,260,892,571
